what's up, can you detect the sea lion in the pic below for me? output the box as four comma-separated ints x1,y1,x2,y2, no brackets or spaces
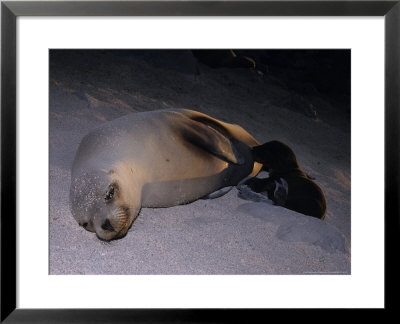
70,109,262,240
243,140,326,219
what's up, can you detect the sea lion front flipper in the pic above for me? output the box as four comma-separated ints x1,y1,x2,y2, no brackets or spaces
201,186,233,199
177,117,245,165
273,178,288,206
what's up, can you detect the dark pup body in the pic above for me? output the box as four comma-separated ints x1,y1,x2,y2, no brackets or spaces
244,141,326,219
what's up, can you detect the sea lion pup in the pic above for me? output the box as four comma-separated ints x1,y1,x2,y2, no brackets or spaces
70,109,262,241
243,140,327,219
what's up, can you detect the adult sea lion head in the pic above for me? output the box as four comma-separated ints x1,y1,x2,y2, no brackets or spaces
70,166,140,241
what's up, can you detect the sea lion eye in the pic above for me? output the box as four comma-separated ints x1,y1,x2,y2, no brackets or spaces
105,186,115,201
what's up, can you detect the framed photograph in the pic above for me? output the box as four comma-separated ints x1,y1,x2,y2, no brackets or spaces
1,0,398,322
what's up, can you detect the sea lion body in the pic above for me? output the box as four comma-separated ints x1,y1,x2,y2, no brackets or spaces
244,140,326,219
70,109,261,240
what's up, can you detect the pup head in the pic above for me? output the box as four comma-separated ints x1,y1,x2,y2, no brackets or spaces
252,140,299,172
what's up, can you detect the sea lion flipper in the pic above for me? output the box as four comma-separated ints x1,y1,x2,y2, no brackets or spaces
273,178,288,206
178,118,245,165
201,186,233,199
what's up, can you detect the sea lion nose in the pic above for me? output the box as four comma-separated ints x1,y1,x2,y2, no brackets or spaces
79,222,88,228
101,218,115,232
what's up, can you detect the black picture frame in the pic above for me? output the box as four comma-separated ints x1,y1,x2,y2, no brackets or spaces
1,0,398,322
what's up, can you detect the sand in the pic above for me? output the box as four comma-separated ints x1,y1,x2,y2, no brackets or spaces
49,50,350,274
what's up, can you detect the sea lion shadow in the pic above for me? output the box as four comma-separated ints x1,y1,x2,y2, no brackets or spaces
236,201,346,254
